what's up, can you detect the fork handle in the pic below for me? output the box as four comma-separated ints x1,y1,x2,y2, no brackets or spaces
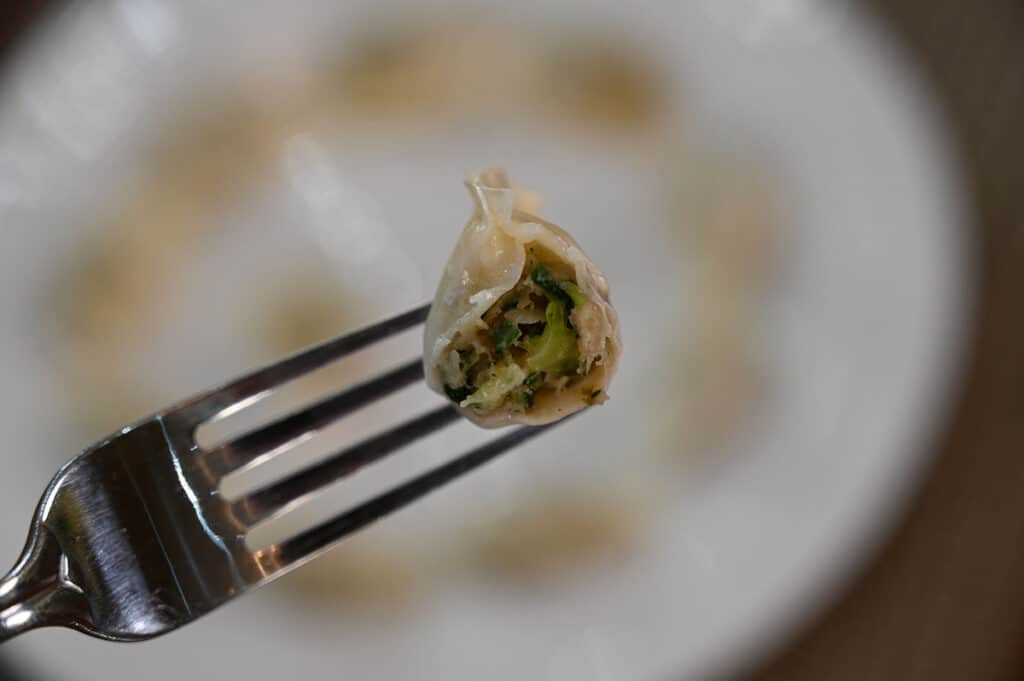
1,578,74,644
0,526,86,643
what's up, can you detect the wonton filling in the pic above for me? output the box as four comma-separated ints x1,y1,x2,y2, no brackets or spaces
443,248,604,414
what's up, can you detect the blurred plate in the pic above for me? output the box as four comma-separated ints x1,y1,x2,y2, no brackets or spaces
0,1,970,680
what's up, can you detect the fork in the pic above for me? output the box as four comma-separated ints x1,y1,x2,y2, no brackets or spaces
0,303,564,644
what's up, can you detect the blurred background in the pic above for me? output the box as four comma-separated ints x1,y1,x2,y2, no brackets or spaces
0,1,1021,680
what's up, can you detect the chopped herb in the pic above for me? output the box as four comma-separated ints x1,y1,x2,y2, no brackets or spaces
444,384,473,403
492,318,522,352
530,264,575,310
591,390,601,398
518,372,545,408
524,372,543,390
501,297,519,312
517,390,535,408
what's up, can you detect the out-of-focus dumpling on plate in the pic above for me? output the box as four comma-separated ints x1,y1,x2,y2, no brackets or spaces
469,487,647,582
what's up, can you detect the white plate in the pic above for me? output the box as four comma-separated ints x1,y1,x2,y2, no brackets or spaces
0,1,970,680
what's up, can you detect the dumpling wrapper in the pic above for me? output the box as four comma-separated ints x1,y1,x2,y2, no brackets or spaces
424,168,621,428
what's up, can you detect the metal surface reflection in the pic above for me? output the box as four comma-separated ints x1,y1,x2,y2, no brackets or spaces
0,305,546,644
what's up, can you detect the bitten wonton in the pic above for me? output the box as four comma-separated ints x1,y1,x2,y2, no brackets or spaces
424,168,621,427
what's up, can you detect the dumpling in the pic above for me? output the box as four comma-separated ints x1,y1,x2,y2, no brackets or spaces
424,168,621,428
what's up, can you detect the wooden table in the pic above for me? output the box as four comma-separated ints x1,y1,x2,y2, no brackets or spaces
0,2,1021,680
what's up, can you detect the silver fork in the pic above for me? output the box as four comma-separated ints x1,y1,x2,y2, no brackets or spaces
0,303,563,644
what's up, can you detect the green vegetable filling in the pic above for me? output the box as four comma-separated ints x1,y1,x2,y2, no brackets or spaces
460,359,526,409
560,281,586,308
492,318,522,352
530,264,576,310
524,298,580,374
516,372,544,408
448,260,595,412
444,383,473,403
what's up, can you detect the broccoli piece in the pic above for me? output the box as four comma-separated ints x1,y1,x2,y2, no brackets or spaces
525,298,580,374
492,318,522,352
559,281,587,307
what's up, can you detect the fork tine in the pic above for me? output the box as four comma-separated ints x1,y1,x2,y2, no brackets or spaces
171,304,430,425
227,405,460,528
201,358,425,478
255,417,569,580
